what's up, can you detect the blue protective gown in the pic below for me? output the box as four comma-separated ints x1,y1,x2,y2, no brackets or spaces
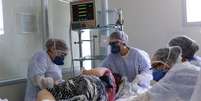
24,51,62,101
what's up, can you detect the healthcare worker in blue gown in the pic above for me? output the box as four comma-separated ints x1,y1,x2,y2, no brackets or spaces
101,31,153,90
24,38,68,101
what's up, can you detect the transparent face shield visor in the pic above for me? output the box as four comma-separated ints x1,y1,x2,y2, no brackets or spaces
53,40,67,57
151,47,181,71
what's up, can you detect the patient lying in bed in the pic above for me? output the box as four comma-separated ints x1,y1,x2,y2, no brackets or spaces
37,68,116,101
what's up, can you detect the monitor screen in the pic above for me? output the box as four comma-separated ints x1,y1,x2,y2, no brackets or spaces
71,2,95,22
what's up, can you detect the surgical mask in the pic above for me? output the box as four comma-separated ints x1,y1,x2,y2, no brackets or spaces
53,56,65,65
52,50,66,65
152,68,167,81
110,42,120,54
52,39,66,65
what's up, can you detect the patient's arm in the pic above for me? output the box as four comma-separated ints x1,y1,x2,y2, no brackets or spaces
37,89,55,101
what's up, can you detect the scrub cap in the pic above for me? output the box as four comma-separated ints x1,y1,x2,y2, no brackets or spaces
168,35,199,59
109,31,128,44
46,38,68,51
151,46,182,67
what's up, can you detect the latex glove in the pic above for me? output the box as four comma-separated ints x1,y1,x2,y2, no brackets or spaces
33,75,54,89
133,73,152,88
132,73,152,94
54,80,65,85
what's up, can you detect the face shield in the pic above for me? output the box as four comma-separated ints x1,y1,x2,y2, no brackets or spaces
151,46,182,81
52,40,68,65
151,46,182,71
109,31,128,54
151,48,171,71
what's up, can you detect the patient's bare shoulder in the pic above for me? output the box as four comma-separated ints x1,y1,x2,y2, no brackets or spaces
37,89,55,101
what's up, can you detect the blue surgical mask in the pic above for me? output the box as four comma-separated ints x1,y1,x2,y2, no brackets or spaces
110,42,120,54
152,68,167,81
53,56,65,65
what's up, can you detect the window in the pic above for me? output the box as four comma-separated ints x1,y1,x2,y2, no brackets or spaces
185,0,201,24
0,0,4,35
81,30,92,70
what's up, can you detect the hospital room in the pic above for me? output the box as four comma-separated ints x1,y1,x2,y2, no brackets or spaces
1,0,201,101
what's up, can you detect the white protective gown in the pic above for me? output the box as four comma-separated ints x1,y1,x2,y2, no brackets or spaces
130,61,200,101
190,56,201,67
190,70,201,101
24,51,62,101
101,47,152,86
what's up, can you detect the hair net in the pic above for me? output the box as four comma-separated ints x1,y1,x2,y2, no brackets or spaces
109,31,128,44
46,38,68,51
151,46,182,67
168,35,199,59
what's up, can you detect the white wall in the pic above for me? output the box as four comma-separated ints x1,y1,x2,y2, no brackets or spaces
0,0,43,80
109,0,201,56
47,0,72,68
0,82,26,101
0,0,43,100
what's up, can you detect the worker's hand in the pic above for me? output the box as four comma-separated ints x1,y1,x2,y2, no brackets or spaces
80,67,86,74
40,77,54,89
132,73,152,88
54,80,60,85
54,80,65,85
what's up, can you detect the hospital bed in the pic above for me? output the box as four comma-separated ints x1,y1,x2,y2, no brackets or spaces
37,68,154,101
